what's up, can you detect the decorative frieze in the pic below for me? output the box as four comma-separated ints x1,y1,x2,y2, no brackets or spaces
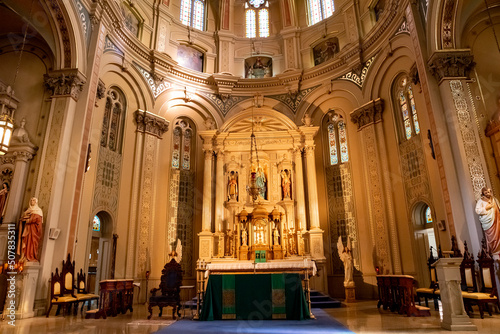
44,70,86,101
350,98,384,130
134,110,169,139
428,51,475,82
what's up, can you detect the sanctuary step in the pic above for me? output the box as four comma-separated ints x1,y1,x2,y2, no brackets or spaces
310,290,341,308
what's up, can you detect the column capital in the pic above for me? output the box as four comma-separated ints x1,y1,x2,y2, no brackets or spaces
350,98,384,131
428,50,475,83
204,149,214,160
96,79,106,100
43,69,86,101
134,109,169,139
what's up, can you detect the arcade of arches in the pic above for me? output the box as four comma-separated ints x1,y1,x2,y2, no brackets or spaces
0,0,500,328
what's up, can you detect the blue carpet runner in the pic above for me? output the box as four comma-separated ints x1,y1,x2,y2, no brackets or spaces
154,308,353,333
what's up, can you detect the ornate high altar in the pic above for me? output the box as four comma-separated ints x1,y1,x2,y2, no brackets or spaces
196,108,327,304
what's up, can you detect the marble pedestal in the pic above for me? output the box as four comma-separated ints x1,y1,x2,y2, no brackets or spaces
434,258,477,331
344,283,355,303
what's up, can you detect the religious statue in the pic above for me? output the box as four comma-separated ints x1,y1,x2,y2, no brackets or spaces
281,170,291,199
475,187,500,255
273,227,280,246
255,167,266,199
337,236,354,286
169,238,182,263
255,224,265,245
226,229,234,256
241,227,248,246
288,228,296,255
17,198,43,262
227,171,238,201
0,182,9,224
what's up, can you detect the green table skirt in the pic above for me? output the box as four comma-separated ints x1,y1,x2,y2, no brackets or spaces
200,273,310,320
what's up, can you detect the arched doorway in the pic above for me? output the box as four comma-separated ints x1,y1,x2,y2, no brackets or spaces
88,211,113,293
413,202,438,288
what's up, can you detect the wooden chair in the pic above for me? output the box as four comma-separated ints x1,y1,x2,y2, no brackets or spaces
148,259,183,319
461,239,499,318
46,268,77,317
416,247,440,310
75,269,99,312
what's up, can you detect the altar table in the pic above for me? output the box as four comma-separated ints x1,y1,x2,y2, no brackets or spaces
85,279,134,319
200,273,310,320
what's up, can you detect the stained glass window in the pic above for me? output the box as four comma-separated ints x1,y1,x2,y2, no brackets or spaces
101,88,125,153
246,1,269,38
172,127,181,169
397,78,421,141
408,85,420,135
328,123,338,165
327,117,349,165
182,129,192,170
180,0,205,31
308,0,335,25
258,9,269,38
425,206,432,224
338,121,349,163
93,216,101,232
246,8,256,38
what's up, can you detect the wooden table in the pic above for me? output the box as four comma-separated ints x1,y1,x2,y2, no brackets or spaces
376,275,430,317
85,279,134,319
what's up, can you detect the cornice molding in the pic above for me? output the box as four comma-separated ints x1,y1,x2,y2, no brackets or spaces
350,98,385,131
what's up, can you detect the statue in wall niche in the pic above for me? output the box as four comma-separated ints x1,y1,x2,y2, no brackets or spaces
226,230,234,256
227,171,238,201
17,198,43,262
475,187,500,255
281,169,291,199
0,182,9,224
288,228,296,255
241,227,248,246
337,236,354,287
273,227,280,246
255,167,266,199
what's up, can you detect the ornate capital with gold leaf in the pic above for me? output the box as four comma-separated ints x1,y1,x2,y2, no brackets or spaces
350,98,384,131
134,109,169,139
428,50,475,83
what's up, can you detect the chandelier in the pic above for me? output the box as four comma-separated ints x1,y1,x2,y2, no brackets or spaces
0,0,35,155
246,113,263,202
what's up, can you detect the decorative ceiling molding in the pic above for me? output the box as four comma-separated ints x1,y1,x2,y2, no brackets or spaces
104,35,124,55
134,63,172,99
267,85,320,114
338,56,376,88
47,0,72,68
197,91,251,116
395,18,409,36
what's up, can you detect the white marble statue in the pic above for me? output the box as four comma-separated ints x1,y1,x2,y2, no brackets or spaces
337,236,354,287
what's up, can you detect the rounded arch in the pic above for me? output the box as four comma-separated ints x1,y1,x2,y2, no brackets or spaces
221,106,299,133
91,210,114,238
411,201,437,230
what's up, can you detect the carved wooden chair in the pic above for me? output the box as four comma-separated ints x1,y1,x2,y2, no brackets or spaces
75,268,99,312
416,247,440,310
46,268,77,317
460,241,478,315
148,259,183,319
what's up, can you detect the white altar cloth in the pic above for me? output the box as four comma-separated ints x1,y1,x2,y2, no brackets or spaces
205,259,317,277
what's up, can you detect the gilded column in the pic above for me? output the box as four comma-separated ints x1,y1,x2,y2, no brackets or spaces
292,147,306,229
215,150,225,232
198,128,215,260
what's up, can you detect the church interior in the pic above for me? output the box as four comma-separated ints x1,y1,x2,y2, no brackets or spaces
2,0,500,333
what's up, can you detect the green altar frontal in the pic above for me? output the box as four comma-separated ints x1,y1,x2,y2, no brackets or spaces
200,273,310,321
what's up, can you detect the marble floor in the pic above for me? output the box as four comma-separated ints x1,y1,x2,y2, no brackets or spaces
1,301,499,333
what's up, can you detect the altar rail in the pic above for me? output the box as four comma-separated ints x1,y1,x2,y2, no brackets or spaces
376,275,430,317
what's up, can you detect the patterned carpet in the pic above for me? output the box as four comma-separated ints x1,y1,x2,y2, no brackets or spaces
154,309,353,333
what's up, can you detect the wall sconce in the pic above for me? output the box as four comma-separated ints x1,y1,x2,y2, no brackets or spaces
0,94,15,155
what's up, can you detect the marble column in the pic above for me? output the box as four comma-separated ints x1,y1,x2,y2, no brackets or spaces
198,142,214,260
351,99,399,274
36,69,86,308
215,151,225,232
130,110,169,282
428,50,487,254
